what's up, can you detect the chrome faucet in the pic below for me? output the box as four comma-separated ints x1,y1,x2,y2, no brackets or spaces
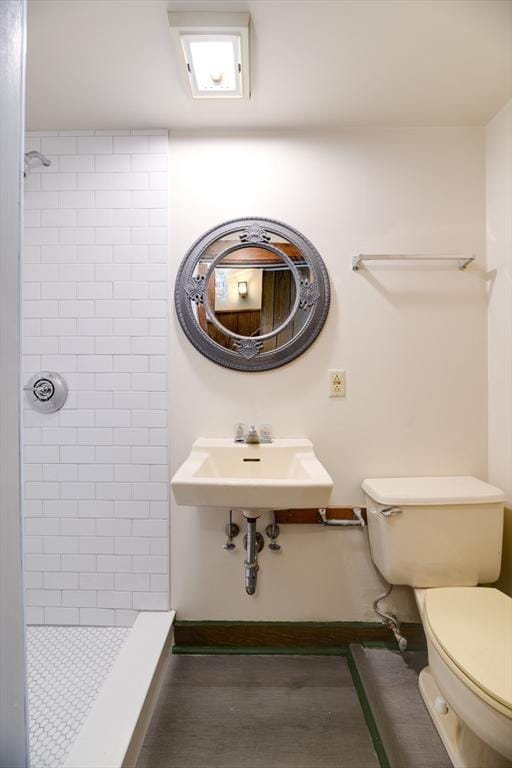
245,425,260,444
233,423,272,443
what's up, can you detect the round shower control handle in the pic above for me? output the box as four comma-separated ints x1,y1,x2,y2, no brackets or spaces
24,372,68,414
24,380,55,400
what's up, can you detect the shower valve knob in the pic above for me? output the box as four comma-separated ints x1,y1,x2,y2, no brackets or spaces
24,371,68,414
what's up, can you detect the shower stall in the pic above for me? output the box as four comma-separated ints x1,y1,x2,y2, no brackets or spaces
1,5,173,766
20,126,174,766
22,152,135,768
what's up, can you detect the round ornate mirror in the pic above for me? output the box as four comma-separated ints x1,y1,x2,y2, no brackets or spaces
175,217,330,371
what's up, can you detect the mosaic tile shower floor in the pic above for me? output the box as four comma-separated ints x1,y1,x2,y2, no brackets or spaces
26,625,130,768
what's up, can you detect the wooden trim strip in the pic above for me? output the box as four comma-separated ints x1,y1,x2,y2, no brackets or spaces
275,507,368,524
173,620,425,650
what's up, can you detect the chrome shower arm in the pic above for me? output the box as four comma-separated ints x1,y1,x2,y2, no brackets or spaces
24,151,51,176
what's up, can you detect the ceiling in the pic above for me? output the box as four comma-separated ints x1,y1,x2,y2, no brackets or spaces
26,0,512,130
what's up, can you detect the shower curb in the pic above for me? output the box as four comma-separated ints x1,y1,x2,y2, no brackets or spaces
64,611,175,768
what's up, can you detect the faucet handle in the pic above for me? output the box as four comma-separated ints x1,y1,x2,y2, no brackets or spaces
234,422,247,443
259,424,272,443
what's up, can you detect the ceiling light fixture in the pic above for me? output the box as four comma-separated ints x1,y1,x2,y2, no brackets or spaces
168,12,250,100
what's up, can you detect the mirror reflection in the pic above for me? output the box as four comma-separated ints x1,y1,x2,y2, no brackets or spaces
176,217,329,371
192,235,311,353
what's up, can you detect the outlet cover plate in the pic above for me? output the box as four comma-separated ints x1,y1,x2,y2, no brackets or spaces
329,369,345,397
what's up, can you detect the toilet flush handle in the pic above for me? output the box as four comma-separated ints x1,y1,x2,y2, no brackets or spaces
379,506,403,517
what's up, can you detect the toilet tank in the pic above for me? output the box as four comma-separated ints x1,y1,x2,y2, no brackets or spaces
363,476,505,588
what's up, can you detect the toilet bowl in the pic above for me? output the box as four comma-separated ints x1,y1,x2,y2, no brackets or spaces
362,475,510,768
416,587,512,768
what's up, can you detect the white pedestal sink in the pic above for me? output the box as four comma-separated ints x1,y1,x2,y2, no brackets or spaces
171,437,333,511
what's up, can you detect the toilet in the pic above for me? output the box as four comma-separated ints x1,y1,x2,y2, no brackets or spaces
362,476,512,768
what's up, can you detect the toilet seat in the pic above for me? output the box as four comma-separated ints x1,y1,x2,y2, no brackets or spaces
424,587,512,718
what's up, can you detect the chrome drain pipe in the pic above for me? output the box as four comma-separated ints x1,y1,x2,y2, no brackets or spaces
244,517,259,595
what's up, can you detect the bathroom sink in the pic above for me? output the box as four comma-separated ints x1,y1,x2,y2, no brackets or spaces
171,438,333,510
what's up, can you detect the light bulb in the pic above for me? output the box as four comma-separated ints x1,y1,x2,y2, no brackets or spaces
209,70,224,85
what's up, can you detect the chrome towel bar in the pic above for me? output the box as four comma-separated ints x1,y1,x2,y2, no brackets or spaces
352,253,475,271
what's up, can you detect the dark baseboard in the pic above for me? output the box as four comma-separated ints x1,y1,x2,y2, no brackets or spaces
172,620,426,653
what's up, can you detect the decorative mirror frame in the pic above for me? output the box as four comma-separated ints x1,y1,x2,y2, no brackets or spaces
174,217,330,372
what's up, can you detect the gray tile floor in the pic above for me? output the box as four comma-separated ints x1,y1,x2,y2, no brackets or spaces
136,655,380,768
350,646,451,768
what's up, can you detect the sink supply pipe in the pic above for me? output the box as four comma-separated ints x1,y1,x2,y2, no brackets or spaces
223,510,240,550
265,511,282,551
244,517,259,595
318,507,365,527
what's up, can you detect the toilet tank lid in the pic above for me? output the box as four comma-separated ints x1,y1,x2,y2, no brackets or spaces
361,476,505,505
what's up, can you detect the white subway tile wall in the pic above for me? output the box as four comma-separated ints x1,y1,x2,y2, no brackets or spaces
22,130,169,626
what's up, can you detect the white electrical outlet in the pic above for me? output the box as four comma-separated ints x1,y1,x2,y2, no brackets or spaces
329,369,345,397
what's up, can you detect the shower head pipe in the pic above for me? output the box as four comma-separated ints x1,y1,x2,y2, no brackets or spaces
24,151,51,176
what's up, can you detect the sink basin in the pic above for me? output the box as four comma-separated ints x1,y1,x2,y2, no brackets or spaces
171,438,333,510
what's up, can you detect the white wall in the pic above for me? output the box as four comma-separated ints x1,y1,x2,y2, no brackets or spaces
486,101,512,504
486,100,512,596
169,128,488,621
22,130,169,626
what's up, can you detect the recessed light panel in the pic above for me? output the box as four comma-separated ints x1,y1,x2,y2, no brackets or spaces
182,35,241,96
169,12,250,100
